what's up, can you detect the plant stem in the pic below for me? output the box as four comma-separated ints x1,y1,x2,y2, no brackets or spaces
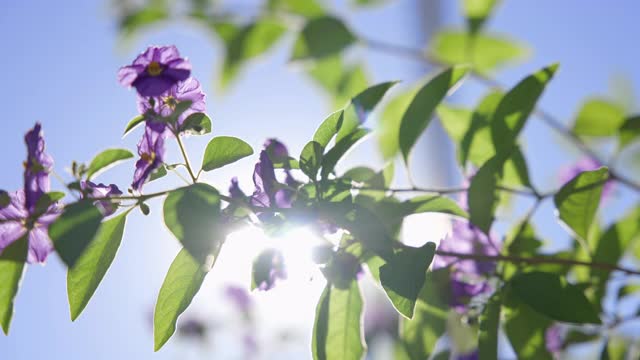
175,134,198,183
435,250,640,276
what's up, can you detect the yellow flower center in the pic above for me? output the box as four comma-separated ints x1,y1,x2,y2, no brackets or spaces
163,96,178,109
141,152,156,164
147,61,163,76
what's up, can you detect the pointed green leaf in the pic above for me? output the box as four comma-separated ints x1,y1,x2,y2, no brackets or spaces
619,115,640,148
573,98,626,137
468,155,505,233
163,184,223,260
180,113,212,135
430,30,529,74
86,149,134,180
378,89,416,160
491,64,558,155
0,236,27,335
49,200,104,268
337,81,398,143
300,141,324,180
154,249,209,351
321,128,371,178
379,242,436,318
67,212,128,321
509,271,601,324
312,280,366,360
201,136,254,172
123,114,146,137
554,167,609,242
478,291,501,359
267,0,325,17
313,110,344,148
399,66,469,163
292,16,356,61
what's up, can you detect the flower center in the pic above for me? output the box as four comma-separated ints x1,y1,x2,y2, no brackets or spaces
147,61,163,76
141,151,156,164
163,96,178,109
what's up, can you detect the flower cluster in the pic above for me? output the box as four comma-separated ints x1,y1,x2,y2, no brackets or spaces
0,124,60,263
118,45,206,191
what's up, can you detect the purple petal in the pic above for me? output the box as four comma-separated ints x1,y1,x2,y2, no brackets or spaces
0,222,27,254
0,190,28,220
132,125,165,191
24,123,53,213
27,226,53,263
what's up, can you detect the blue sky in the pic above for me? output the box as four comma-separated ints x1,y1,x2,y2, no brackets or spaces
0,0,639,359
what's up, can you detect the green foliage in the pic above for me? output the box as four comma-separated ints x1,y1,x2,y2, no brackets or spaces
49,201,104,268
399,66,469,163
478,291,501,359
119,1,168,39
462,0,500,34
337,81,397,143
619,115,640,147
154,249,209,351
0,236,27,335
554,167,609,242
313,110,344,148
307,57,369,107
503,287,553,360
86,149,134,180
468,155,504,233
292,16,356,61
491,64,558,155
67,212,127,321
300,141,324,180
508,271,601,324
163,184,223,260
379,242,436,318
267,0,325,17
430,30,528,74
399,268,449,359
312,280,365,360
180,113,212,136
321,128,371,178
378,88,416,160
573,98,626,136
201,136,254,172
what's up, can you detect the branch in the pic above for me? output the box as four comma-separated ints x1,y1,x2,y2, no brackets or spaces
360,36,640,192
435,250,640,276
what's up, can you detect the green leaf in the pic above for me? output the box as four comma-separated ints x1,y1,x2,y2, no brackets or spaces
503,287,553,360
312,280,366,360
49,201,104,268
378,89,416,160
462,0,499,34
337,81,398,143
34,191,65,216
119,4,168,39
379,242,436,318
573,98,626,137
67,212,127,321
220,19,287,88
180,113,212,136
163,184,223,260
402,195,469,219
321,128,371,178
554,167,608,242
399,66,469,163
468,155,505,234
307,57,369,107
509,271,601,324
478,291,501,359
86,149,134,180
201,136,254,172
430,30,529,75
0,236,27,334
149,164,167,182
123,114,145,137
313,110,344,148
267,0,325,17
154,249,209,351
300,141,324,180
292,16,356,61
618,115,640,148
491,64,558,155
400,268,450,360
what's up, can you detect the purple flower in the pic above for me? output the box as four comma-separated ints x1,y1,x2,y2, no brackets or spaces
80,181,122,216
118,45,191,97
24,123,53,213
176,316,207,340
137,77,206,130
457,349,479,360
224,285,252,315
545,325,564,357
559,157,614,199
433,220,500,276
132,124,165,191
250,151,294,209
264,138,289,164
228,177,246,199
449,276,490,312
